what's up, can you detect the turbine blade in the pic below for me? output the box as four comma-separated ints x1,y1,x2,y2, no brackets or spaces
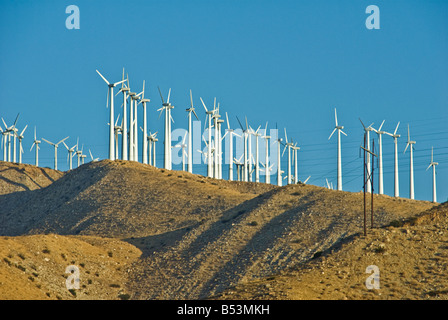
378,120,385,131
96,70,110,85
334,108,338,126
394,122,400,135
200,97,208,112
157,86,165,103
328,128,336,140
20,124,28,136
340,130,347,136
192,109,199,121
190,89,193,108
167,88,171,103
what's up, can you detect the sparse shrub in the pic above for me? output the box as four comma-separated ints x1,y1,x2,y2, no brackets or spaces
109,284,120,288
118,293,130,300
17,253,26,260
107,251,113,258
389,220,403,228
3,258,11,266
248,221,258,226
42,248,51,254
68,289,77,297
16,264,26,272
374,247,386,254
79,263,85,268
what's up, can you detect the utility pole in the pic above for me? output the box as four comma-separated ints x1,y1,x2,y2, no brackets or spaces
361,134,377,236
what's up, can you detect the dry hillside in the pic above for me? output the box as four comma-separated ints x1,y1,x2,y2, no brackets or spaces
0,160,441,300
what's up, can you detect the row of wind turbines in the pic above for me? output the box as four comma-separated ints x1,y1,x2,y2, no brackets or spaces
0,113,98,170
330,108,439,203
96,68,310,187
0,69,440,204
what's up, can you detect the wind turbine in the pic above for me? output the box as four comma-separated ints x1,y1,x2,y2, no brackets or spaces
89,149,99,162
139,81,150,164
130,89,142,162
426,147,438,203
158,87,174,170
0,124,7,161
211,100,221,179
42,136,69,170
274,124,283,186
249,124,262,183
222,112,240,181
359,118,374,193
116,69,130,160
233,154,244,181
16,124,27,164
291,142,300,184
404,124,416,200
200,97,215,177
186,90,199,173
30,127,41,166
236,116,250,182
328,108,347,191
62,140,77,170
261,122,271,184
75,138,82,168
384,122,400,197
96,69,126,161
2,113,20,162
372,120,386,195
282,128,294,185
174,132,188,171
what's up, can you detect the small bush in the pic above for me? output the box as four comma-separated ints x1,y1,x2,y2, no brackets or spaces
118,293,131,300
42,248,51,254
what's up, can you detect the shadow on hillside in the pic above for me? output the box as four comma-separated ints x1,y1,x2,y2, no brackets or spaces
0,164,105,236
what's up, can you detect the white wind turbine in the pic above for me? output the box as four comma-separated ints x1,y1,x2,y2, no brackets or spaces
236,116,250,182
149,131,158,167
249,124,262,183
16,124,27,164
384,122,400,197
89,149,99,162
359,118,374,193
426,147,438,203
1,113,20,162
30,127,41,166
157,87,174,170
186,90,199,173
200,97,216,177
261,122,271,184
139,81,150,164
0,124,7,161
404,124,416,200
116,69,130,160
233,154,244,181
62,140,77,170
328,108,347,191
372,120,386,195
96,69,126,161
211,101,221,179
222,112,241,181
42,136,69,170
274,125,283,186
282,128,294,185
174,132,188,171
291,141,300,184
75,138,82,168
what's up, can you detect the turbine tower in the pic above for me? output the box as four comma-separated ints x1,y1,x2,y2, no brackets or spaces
116,69,130,160
139,81,150,164
62,140,77,170
200,97,215,178
42,136,69,170
16,124,27,164
426,146,438,203
157,87,174,170
96,69,126,161
250,125,262,183
30,126,41,166
282,128,294,185
404,124,416,200
291,142,300,184
274,126,283,186
372,120,386,195
261,122,271,184
384,122,400,197
186,90,199,173
222,112,240,181
236,116,250,182
359,118,374,193
329,108,347,191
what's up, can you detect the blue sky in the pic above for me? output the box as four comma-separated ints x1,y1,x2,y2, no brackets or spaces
1,0,447,202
